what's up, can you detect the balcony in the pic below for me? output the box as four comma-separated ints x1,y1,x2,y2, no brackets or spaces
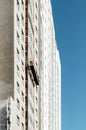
28,60,39,85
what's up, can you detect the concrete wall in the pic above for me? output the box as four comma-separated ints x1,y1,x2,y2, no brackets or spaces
0,100,7,130
0,0,14,99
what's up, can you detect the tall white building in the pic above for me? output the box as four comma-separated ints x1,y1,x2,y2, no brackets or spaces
14,0,40,130
0,0,61,130
39,0,61,130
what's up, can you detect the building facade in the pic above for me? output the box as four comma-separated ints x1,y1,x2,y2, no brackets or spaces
0,0,61,130
14,0,40,130
39,0,61,130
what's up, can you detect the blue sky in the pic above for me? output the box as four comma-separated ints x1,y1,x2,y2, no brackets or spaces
51,0,86,130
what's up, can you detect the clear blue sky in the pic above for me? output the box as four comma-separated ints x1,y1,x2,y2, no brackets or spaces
51,0,86,130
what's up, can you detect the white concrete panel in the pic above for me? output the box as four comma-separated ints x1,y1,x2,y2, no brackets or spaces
0,0,14,100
